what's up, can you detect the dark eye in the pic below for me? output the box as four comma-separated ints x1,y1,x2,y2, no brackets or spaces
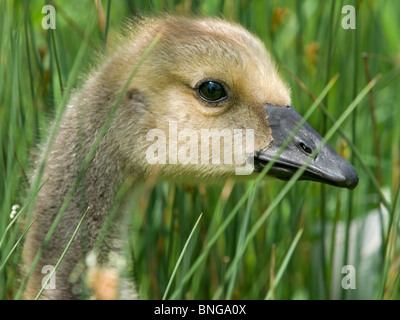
198,81,227,103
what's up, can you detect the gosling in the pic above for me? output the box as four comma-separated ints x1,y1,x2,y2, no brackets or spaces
22,16,358,300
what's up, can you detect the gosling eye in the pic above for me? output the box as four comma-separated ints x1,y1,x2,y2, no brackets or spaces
198,81,227,103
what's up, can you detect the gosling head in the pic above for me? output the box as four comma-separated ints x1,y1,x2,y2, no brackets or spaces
96,16,358,189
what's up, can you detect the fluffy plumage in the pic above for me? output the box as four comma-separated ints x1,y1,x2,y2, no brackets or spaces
22,16,298,299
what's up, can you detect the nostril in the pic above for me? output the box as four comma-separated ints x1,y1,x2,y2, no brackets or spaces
299,142,313,155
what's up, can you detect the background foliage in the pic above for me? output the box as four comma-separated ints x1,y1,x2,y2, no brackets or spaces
1,0,399,299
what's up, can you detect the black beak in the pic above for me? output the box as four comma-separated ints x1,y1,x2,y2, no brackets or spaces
254,104,359,190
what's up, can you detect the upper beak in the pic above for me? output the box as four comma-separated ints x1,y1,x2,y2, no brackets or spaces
254,104,359,190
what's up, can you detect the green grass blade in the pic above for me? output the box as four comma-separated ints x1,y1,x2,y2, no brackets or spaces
103,0,112,48
34,208,89,300
162,213,203,300
0,218,36,273
265,229,303,300
0,178,47,251
377,177,400,299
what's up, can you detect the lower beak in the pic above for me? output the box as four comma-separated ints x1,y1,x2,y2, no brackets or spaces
254,104,359,190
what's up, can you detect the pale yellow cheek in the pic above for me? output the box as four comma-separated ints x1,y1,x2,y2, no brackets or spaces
253,75,291,107
270,79,291,107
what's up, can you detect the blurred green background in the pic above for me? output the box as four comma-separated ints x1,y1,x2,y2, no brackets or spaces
1,0,399,299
